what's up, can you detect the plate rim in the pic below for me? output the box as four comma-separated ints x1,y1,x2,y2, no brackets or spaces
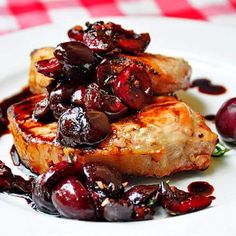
0,16,236,236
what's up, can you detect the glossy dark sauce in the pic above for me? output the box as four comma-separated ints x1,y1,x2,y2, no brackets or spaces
0,87,31,137
187,181,214,196
10,145,36,177
205,114,216,122
191,78,226,95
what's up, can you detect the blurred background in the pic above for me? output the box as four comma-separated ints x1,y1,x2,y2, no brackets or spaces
0,0,236,35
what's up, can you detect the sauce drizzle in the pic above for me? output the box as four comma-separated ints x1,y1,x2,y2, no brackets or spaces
187,181,214,196
191,78,226,95
205,114,216,122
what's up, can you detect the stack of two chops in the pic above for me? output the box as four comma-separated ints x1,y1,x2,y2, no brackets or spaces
7,24,217,177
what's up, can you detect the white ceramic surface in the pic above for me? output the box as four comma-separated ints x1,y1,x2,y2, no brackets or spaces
0,17,236,236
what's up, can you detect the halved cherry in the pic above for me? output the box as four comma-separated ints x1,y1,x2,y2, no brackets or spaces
72,84,127,119
96,58,128,89
115,33,150,53
124,185,160,206
71,83,103,110
33,97,51,120
52,176,95,220
75,21,150,54
49,82,74,119
101,95,128,119
68,25,84,42
113,63,152,110
83,22,115,53
54,41,96,66
83,163,124,198
160,182,213,215
35,58,62,78
103,199,133,222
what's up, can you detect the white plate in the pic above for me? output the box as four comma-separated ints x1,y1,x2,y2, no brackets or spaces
0,17,236,236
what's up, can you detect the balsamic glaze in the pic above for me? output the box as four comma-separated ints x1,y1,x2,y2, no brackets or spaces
10,145,36,177
0,87,31,137
187,181,214,196
191,78,226,95
205,114,216,122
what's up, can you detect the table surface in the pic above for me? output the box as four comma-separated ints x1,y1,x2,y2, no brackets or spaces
0,0,236,36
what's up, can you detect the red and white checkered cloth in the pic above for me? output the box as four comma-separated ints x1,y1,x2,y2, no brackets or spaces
1,0,236,35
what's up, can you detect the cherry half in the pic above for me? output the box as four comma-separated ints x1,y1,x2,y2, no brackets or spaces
113,63,152,110
160,182,213,215
124,185,160,206
35,58,62,78
83,163,124,198
71,83,128,119
68,21,150,54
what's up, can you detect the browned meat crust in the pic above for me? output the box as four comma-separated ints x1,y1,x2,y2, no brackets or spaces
29,48,191,95
7,95,217,176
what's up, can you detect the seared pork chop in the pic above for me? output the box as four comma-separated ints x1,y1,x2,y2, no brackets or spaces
29,48,191,95
8,95,217,176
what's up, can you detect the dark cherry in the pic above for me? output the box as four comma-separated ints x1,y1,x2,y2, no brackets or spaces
215,98,236,143
58,107,111,147
0,160,215,221
71,85,87,106
32,175,58,214
187,181,214,196
103,199,133,222
49,82,74,119
54,41,97,82
101,95,128,119
83,163,124,198
71,83,102,110
72,83,128,119
33,97,51,119
96,57,128,89
160,182,213,215
68,25,84,42
54,41,96,66
52,176,95,220
113,63,152,110
74,21,150,54
124,185,160,206
52,103,71,120
116,33,150,53
31,161,83,213
62,62,96,83
82,21,115,53
35,58,62,78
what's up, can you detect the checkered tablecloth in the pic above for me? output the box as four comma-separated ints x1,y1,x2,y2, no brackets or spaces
1,0,236,35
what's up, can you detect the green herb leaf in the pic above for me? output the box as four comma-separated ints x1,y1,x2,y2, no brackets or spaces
212,142,230,157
